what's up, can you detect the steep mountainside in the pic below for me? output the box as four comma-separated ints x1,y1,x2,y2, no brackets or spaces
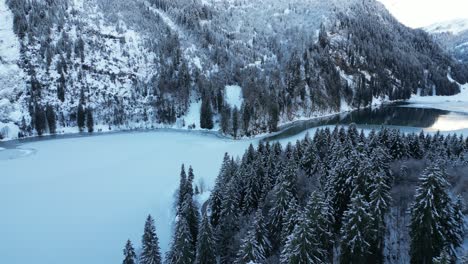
425,19,468,63
0,0,467,140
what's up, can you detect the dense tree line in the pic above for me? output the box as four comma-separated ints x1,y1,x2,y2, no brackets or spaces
129,126,467,263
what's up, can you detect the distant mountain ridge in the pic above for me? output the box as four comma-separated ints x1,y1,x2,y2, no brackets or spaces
0,0,467,140
424,18,468,63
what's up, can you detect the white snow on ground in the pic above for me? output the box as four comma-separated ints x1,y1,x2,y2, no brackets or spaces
225,85,243,109
180,100,202,129
406,81,468,114
0,131,257,264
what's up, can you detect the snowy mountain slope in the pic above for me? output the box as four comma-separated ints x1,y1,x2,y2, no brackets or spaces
425,19,468,63
1,0,467,140
0,0,27,139
425,19,468,35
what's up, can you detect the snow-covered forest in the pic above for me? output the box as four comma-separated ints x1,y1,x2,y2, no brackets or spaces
122,126,468,263
1,0,468,140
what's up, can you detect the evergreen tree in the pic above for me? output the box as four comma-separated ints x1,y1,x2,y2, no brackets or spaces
340,193,374,264
409,163,456,264
200,97,214,129
185,166,200,247
167,218,195,264
122,240,137,264
86,107,94,133
57,71,66,102
280,210,325,264
177,165,187,214
140,215,162,264
195,214,216,264
268,166,295,249
232,106,239,138
46,104,56,134
34,104,47,136
236,210,271,264
305,192,334,262
368,171,392,264
77,103,85,132
220,105,231,134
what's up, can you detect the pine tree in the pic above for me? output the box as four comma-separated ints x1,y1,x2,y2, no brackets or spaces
57,71,66,102
444,195,464,258
236,210,271,264
409,163,455,264
77,88,86,131
122,240,137,264
200,96,213,129
167,218,196,264
34,103,47,136
368,171,392,264
86,107,94,133
195,214,216,264
186,166,200,247
77,103,85,132
232,106,239,138
280,210,325,264
177,165,187,214
340,193,374,264
268,166,295,249
305,192,334,262
140,215,162,264
46,104,56,134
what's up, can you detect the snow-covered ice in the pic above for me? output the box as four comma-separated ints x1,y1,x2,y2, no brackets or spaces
0,130,257,264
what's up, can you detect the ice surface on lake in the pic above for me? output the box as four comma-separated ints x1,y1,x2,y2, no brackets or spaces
0,131,256,264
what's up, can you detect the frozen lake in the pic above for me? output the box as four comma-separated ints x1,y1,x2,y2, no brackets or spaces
2,104,468,264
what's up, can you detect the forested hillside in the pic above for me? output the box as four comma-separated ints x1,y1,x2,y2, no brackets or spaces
125,126,468,263
1,0,467,139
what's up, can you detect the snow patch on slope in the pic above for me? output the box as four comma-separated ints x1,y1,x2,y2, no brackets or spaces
225,85,243,109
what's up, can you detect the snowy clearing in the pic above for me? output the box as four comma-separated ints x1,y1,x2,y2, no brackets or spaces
224,85,243,109
406,82,468,114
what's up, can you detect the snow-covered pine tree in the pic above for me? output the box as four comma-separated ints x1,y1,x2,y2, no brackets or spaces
409,163,457,264
368,171,392,264
195,214,216,264
340,193,374,264
268,164,296,249
140,215,162,264
177,165,187,215
236,210,271,264
280,198,300,247
210,154,233,227
217,179,241,263
328,142,360,233
122,240,137,264
242,163,262,213
280,210,325,264
86,107,94,133
200,95,214,129
305,192,334,262
443,195,465,259
167,218,195,264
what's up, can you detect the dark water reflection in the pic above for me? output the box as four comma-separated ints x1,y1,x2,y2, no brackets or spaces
266,104,468,142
